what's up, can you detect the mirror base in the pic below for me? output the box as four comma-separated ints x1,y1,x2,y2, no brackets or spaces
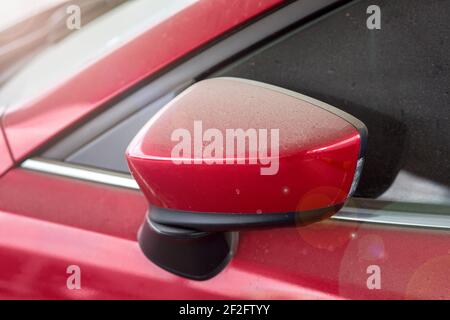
138,213,238,280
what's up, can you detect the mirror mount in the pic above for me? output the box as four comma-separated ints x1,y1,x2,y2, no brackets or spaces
138,214,238,281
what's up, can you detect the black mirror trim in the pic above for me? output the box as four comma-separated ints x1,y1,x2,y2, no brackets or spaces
149,204,343,233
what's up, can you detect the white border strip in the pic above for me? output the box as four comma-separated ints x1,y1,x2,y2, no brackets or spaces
21,158,139,190
334,207,450,230
20,158,450,230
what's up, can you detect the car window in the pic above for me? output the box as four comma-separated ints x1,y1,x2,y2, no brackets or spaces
213,0,450,205
37,0,450,207
0,0,128,86
0,0,195,110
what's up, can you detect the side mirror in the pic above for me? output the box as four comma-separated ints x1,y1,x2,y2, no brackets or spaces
127,78,367,279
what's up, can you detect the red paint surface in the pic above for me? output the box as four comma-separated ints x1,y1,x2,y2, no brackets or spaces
0,123,13,176
0,169,147,240
127,79,361,213
0,169,448,299
0,0,447,300
2,0,282,162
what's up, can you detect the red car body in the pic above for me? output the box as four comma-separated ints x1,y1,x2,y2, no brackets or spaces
0,0,448,299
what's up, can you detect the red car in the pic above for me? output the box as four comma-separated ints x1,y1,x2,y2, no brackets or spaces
0,0,449,300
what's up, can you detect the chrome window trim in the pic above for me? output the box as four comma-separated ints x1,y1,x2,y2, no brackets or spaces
21,158,139,190
20,158,450,230
334,206,450,230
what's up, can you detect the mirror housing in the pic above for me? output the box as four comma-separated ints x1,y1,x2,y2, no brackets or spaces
127,77,367,279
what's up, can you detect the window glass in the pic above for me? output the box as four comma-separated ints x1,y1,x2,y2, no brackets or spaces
37,0,450,207
214,0,450,204
0,0,195,110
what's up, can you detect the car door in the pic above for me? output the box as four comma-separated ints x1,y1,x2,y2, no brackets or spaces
0,0,448,299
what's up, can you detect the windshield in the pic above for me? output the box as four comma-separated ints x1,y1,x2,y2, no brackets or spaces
0,0,195,112
0,0,127,87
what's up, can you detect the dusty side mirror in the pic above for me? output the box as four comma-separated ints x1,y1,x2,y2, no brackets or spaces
126,77,367,279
